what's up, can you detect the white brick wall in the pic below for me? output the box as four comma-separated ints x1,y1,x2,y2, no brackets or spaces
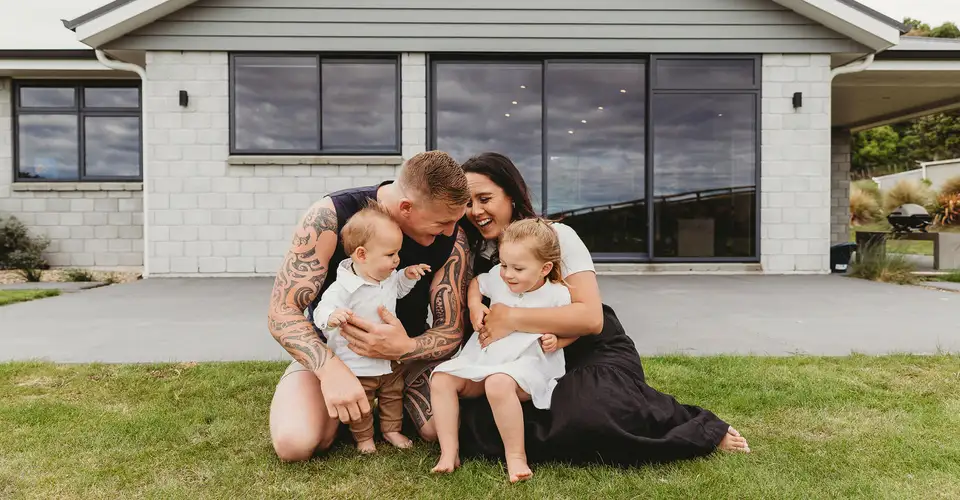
145,52,426,276
0,78,144,269
760,54,832,274
831,129,851,245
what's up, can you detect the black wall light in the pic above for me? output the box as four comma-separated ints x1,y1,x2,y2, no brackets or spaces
792,91,802,109
179,90,189,107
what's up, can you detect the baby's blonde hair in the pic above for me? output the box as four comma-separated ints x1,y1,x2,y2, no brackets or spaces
500,218,567,286
341,200,396,255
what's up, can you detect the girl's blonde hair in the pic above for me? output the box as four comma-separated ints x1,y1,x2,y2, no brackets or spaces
500,218,567,286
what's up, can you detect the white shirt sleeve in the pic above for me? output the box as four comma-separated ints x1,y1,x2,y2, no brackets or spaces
552,283,573,307
476,269,499,298
552,222,595,278
313,282,350,332
395,270,418,299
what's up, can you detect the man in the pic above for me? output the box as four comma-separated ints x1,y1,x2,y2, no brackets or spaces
267,151,472,462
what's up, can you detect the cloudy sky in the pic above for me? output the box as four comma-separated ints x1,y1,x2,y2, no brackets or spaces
858,0,958,26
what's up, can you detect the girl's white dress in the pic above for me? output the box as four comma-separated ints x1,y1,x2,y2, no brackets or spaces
432,270,571,410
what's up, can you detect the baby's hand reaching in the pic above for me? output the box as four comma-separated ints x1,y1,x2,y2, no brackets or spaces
326,308,353,328
540,334,559,353
470,303,490,334
404,264,431,280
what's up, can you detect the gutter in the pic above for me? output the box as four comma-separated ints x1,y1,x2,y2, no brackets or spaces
830,53,876,79
95,50,151,279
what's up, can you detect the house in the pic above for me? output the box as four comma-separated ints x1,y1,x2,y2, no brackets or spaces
2,0,960,277
873,158,960,193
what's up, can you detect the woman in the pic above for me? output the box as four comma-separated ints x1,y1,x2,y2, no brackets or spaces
455,152,750,466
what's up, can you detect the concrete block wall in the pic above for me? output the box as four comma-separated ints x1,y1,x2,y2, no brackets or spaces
0,78,144,269
831,129,852,245
144,52,426,276
760,54,832,273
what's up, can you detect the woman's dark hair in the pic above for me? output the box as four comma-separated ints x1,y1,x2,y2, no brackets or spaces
458,152,538,249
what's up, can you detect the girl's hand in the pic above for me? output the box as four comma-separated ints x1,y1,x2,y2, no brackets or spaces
479,303,514,348
404,264,431,280
540,334,558,353
470,303,490,334
327,308,353,328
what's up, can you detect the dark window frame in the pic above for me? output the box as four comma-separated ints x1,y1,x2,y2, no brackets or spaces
427,54,761,263
13,80,143,183
228,53,402,156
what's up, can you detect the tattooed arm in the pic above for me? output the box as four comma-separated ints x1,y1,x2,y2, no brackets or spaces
397,227,471,363
268,198,339,370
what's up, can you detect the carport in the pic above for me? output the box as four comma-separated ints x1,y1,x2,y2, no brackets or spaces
831,36,960,245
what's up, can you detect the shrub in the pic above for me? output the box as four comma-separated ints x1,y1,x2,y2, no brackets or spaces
940,175,960,198
850,186,882,225
64,268,95,282
932,193,960,227
882,179,936,212
849,241,919,285
853,179,881,203
0,216,50,275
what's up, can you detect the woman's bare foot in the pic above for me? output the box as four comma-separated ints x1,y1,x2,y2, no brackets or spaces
506,453,533,483
384,431,413,449
431,453,461,474
356,439,376,454
719,427,750,453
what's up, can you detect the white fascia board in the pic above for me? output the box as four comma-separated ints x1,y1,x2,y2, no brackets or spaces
0,59,113,72
867,60,960,72
75,0,198,48
773,0,901,51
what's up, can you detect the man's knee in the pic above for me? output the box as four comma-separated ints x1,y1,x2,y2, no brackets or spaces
272,428,334,463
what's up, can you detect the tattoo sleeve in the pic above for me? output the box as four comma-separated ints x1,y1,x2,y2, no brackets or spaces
267,201,338,371
398,229,471,362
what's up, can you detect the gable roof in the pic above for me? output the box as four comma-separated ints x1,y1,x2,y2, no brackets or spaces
63,0,907,51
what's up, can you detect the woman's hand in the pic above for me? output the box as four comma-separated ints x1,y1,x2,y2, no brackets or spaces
478,303,515,348
470,303,490,334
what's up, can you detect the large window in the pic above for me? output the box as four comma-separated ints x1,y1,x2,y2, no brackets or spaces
230,54,399,155
431,56,759,261
14,82,141,181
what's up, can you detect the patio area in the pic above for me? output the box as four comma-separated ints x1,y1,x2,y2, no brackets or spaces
2,274,959,363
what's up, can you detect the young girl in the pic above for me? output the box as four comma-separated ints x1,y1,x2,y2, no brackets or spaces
430,218,575,483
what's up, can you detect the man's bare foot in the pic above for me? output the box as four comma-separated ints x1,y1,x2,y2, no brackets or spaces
719,427,750,453
356,439,376,454
431,453,461,474
506,453,533,483
384,431,413,449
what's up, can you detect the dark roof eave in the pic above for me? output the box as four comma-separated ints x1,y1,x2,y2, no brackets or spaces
0,49,97,59
62,0,139,30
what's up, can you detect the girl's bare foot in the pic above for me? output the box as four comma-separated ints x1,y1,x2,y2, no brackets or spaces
431,453,461,474
356,439,376,454
506,453,533,483
384,431,413,449
719,427,750,453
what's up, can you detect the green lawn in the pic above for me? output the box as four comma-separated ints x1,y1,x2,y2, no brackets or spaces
0,289,59,306
3,357,959,499
850,222,960,256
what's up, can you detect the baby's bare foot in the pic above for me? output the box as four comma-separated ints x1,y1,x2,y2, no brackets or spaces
384,431,413,449
719,427,750,453
431,453,460,474
506,453,532,483
356,439,376,454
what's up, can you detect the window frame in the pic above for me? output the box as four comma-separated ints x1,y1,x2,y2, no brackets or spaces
228,52,402,156
427,53,761,263
13,80,143,183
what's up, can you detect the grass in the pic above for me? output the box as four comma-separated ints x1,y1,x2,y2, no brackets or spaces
0,289,59,306
935,270,960,283
2,357,960,499
850,221,960,256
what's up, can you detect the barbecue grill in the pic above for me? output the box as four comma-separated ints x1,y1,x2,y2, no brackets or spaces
887,203,932,233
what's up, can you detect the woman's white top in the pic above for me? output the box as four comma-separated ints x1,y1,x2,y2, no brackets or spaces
432,222,595,409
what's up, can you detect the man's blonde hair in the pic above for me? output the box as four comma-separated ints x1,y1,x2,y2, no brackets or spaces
397,150,470,207
341,200,397,255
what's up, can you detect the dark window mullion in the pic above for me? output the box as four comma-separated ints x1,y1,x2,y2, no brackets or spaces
540,60,548,217
317,54,323,152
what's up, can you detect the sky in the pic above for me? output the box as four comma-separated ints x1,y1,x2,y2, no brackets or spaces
858,0,958,27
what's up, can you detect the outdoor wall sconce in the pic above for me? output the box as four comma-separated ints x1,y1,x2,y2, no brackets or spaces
792,91,802,109
179,90,189,107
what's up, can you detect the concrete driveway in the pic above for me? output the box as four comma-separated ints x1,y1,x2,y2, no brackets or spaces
2,275,959,363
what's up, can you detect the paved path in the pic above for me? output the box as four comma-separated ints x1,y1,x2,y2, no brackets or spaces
1,275,959,363
0,282,106,292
